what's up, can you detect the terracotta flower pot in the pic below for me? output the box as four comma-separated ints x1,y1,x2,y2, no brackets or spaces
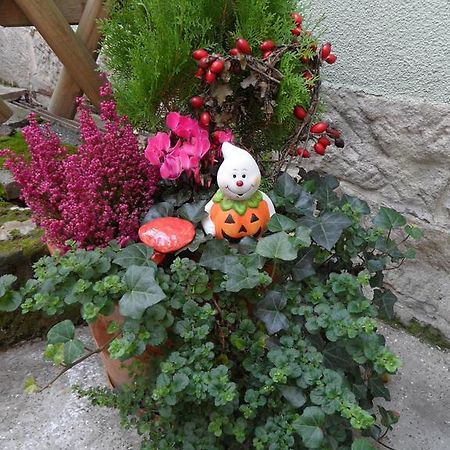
89,304,163,388
46,243,162,388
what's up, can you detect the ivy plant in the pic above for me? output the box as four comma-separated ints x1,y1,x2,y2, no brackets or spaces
0,171,421,449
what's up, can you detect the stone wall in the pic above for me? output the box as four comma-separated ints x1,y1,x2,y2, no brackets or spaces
303,86,450,338
0,27,61,100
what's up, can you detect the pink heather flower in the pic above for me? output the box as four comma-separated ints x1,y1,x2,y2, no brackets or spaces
145,112,212,182
2,83,159,249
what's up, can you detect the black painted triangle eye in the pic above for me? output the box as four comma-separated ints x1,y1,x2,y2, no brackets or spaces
225,214,235,224
250,214,259,223
239,225,247,233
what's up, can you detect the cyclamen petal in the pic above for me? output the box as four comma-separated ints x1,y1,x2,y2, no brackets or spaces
160,154,182,180
145,132,170,165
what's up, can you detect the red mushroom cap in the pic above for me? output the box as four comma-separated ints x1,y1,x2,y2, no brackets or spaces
139,217,195,254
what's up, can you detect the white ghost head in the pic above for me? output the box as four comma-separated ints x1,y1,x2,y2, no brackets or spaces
217,143,261,201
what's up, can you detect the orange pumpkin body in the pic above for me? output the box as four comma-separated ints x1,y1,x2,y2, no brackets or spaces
210,200,270,241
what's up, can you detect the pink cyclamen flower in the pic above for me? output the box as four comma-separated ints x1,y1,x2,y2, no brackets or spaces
145,112,213,182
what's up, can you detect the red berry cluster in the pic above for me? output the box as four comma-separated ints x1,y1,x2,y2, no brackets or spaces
189,12,345,169
319,42,337,65
296,123,344,158
291,12,302,36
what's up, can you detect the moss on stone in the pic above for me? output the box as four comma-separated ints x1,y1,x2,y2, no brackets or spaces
0,131,30,166
0,200,32,225
385,317,450,350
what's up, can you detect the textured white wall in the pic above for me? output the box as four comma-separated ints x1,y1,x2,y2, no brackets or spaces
309,0,450,104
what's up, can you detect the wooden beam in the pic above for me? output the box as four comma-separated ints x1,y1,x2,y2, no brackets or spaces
0,0,87,27
13,0,102,111
0,97,13,124
49,0,107,118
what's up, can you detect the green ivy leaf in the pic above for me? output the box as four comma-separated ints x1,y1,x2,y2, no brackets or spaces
119,266,166,319
373,289,397,320
378,406,399,429
367,258,386,273
199,240,239,272
256,232,298,260
368,376,391,401
255,291,289,335
342,195,370,215
323,343,356,370
314,183,340,211
113,243,155,268
280,386,306,408
351,438,377,450
177,199,208,223
178,229,212,253
0,275,20,312
286,189,314,216
63,339,85,365
225,264,261,292
404,224,424,240
292,406,325,449
299,212,352,251
141,202,174,223
268,214,297,232
274,173,302,201
374,207,406,229
47,320,75,344
295,226,312,247
292,248,316,281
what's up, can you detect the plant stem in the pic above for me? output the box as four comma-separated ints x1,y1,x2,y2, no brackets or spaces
38,333,119,393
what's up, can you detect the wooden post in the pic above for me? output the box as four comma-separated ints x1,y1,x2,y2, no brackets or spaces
0,0,86,26
49,0,107,118
0,97,13,124
13,0,102,110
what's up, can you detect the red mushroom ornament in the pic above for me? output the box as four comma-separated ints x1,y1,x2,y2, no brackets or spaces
139,217,196,264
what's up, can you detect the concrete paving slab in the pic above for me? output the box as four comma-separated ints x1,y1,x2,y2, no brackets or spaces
0,324,448,450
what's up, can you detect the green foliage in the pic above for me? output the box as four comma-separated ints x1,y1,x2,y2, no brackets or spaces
101,0,297,129
0,172,420,449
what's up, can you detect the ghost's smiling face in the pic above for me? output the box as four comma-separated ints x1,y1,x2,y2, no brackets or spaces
217,143,261,201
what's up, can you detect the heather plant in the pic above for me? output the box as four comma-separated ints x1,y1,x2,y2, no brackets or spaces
2,83,159,249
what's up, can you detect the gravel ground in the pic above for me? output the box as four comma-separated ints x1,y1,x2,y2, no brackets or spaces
0,324,449,450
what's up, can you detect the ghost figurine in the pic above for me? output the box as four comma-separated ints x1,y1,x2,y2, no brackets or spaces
202,142,275,241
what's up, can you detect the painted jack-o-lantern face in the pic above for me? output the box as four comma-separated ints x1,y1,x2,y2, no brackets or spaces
210,200,270,242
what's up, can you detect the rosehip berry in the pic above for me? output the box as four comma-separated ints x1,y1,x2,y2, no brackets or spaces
263,50,273,59
291,12,303,25
296,147,311,158
318,136,331,147
335,138,345,148
205,70,216,84
199,111,211,127
195,68,204,79
190,96,204,109
210,59,225,73
229,48,240,56
291,27,301,36
293,105,307,120
320,42,332,60
327,128,341,138
260,40,276,52
236,38,251,54
192,49,209,60
303,71,313,80
314,143,326,155
326,54,337,64
198,56,210,69
310,122,328,134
